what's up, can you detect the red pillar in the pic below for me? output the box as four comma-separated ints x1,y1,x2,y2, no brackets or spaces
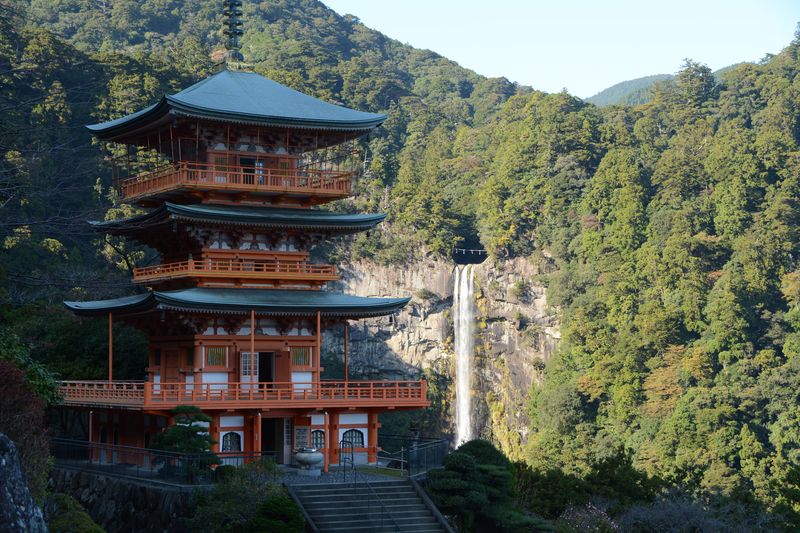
252,412,261,457
323,411,330,473
343,321,349,384
367,411,379,465
250,309,256,387
328,411,340,466
108,312,113,382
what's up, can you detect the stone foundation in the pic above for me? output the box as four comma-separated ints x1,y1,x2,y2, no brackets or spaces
48,468,197,533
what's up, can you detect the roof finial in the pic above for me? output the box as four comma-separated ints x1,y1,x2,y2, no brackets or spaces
223,1,245,64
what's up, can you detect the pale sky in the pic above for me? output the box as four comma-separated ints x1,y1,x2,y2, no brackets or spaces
322,0,800,98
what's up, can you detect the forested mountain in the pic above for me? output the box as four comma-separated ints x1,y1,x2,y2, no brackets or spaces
586,74,673,106
587,64,749,107
4,0,800,527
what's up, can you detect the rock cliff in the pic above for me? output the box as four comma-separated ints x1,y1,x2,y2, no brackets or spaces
0,433,47,533
324,257,559,459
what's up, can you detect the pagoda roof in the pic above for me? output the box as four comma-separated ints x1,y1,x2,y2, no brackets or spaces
92,202,386,235
64,288,410,319
87,70,386,140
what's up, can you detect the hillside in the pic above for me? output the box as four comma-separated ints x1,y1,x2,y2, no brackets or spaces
3,0,800,528
588,63,750,106
586,73,673,106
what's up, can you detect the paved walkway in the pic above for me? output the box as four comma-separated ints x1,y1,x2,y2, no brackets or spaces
281,466,400,486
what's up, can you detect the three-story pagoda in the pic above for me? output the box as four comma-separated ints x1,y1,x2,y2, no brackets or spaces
60,67,427,468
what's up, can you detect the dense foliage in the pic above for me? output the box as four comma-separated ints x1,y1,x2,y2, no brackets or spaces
151,405,217,454
3,0,800,527
427,440,552,532
0,361,50,501
190,460,296,532
44,493,104,533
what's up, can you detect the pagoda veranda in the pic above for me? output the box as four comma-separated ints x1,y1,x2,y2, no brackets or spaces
58,67,428,469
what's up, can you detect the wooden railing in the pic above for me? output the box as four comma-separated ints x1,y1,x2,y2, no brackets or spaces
59,380,428,409
119,161,353,201
133,257,338,283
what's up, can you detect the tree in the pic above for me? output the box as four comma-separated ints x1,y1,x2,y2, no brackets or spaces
151,405,216,454
0,362,50,502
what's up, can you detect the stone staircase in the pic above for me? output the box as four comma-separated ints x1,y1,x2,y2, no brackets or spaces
287,479,453,533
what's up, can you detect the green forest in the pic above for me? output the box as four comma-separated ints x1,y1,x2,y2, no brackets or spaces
3,0,800,529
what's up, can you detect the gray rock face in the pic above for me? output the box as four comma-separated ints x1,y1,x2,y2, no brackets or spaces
327,256,559,458
0,433,47,533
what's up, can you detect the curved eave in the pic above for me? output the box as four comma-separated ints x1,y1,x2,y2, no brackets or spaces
90,204,387,236
64,290,410,319
166,96,386,131
156,293,411,318
87,99,386,142
64,293,154,317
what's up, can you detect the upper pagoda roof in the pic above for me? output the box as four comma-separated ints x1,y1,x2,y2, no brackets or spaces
92,202,386,235
64,288,410,319
87,70,387,140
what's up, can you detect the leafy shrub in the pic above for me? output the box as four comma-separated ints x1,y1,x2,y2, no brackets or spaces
0,362,50,502
515,450,659,519
214,464,237,482
45,493,103,533
190,460,285,532
457,439,512,468
554,503,618,533
428,441,552,532
243,490,304,533
415,288,438,301
508,279,531,301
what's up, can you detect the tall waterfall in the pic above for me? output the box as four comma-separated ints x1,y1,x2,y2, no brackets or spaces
453,264,475,445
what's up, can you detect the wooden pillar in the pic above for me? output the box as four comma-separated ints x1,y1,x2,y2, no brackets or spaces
367,411,379,465
108,312,113,382
252,412,261,457
343,321,349,384
88,410,94,464
210,414,220,454
323,411,330,473
328,411,340,466
250,308,256,386
316,311,322,382
193,345,202,386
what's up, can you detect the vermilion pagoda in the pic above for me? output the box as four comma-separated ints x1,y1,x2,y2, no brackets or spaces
60,68,427,468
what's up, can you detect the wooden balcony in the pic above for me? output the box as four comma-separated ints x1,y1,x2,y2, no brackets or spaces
119,161,353,204
132,257,339,285
59,380,428,410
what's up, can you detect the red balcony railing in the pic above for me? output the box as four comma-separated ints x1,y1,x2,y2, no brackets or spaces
119,161,352,201
59,380,428,410
132,257,338,284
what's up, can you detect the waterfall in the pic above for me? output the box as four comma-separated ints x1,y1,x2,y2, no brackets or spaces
453,264,475,446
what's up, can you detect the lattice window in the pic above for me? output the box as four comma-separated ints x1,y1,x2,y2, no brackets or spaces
311,430,325,449
291,347,311,366
342,429,364,448
213,155,228,171
206,347,226,367
222,432,241,452
241,352,259,377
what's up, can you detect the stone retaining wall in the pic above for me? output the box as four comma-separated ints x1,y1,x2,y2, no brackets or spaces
48,468,197,533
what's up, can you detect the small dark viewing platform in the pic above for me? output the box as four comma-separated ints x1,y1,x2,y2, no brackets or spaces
452,247,488,265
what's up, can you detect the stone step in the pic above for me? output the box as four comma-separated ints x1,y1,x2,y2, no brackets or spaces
315,518,441,531
299,495,421,508
289,478,449,533
313,508,434,521
305,502,429,513
294,484,415,495
320,524,444,533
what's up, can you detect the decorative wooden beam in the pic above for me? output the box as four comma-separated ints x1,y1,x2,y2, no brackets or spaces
108,312,113,382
